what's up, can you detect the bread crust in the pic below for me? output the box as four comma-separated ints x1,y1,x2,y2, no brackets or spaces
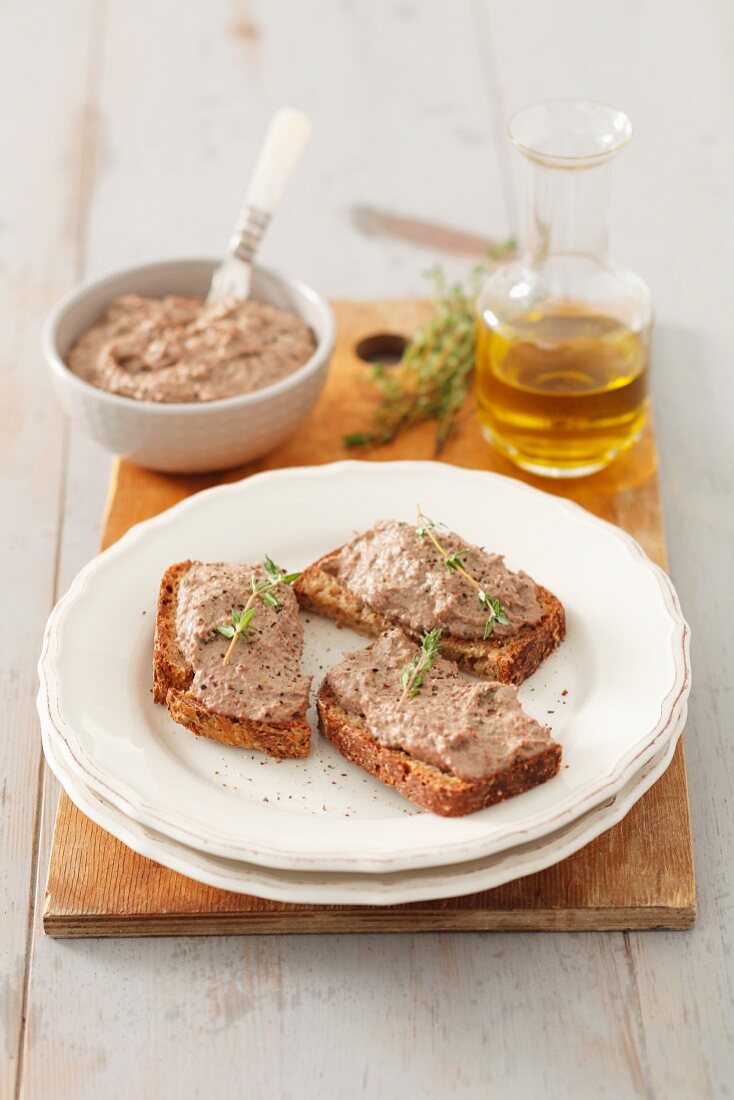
153,560,311,759
317,682,562,817
295,549,565,685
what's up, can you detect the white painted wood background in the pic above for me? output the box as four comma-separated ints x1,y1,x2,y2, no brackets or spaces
2,0,732,1096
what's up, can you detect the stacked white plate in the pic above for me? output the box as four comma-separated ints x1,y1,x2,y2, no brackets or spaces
38,462,691,905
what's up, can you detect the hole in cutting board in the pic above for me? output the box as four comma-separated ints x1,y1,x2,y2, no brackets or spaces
355,332,408,366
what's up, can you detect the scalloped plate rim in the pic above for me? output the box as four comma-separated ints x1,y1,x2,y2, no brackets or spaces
40,702,686,906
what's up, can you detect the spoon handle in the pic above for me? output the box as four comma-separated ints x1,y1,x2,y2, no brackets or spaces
228,108,311,264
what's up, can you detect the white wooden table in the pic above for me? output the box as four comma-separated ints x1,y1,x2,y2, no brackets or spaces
3,1,732,1096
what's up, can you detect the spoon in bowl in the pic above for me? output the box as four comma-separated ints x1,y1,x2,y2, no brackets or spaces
206,107,312,303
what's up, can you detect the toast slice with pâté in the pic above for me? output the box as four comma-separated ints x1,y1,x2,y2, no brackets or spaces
153,560,311,758
295,519,565,685
317,630,562,816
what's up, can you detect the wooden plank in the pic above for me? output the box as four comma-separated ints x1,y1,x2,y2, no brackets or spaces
484,0,734,1093
79,0,510,295
42,297,694,937
0,1,98,1095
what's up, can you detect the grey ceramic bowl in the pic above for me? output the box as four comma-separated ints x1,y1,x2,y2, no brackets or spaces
43,257,335,472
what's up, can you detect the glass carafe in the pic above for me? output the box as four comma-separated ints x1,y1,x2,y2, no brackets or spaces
476,100,652,478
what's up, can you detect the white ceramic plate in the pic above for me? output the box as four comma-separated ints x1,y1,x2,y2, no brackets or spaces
40,703,685,905
38,461,690,872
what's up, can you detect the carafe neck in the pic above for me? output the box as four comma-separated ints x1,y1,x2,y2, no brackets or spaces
525,159,611,264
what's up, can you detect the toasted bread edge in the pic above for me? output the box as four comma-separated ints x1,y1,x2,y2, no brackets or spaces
317,682,562,817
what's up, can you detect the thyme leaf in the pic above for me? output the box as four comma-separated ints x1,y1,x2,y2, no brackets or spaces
343,431,378,448
443,548,471,573
478,591,510,639
400,628,443,700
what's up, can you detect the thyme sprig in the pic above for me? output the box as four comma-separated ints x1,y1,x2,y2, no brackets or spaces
216,608,256,662
416,506,510,640
400,628,443,700
343,243,514,455
215,556,300,664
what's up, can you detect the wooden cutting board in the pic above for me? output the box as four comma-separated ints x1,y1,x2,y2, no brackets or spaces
43,299,696,937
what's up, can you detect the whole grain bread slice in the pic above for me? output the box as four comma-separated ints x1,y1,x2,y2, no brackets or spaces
295,548,565,685
317,681,562,817
153,560,311,758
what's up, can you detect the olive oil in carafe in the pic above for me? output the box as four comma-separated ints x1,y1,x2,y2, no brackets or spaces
476,305,650,476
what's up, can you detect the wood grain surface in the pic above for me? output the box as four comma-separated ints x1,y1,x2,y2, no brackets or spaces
43,299,694,937
5,2,733,1097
